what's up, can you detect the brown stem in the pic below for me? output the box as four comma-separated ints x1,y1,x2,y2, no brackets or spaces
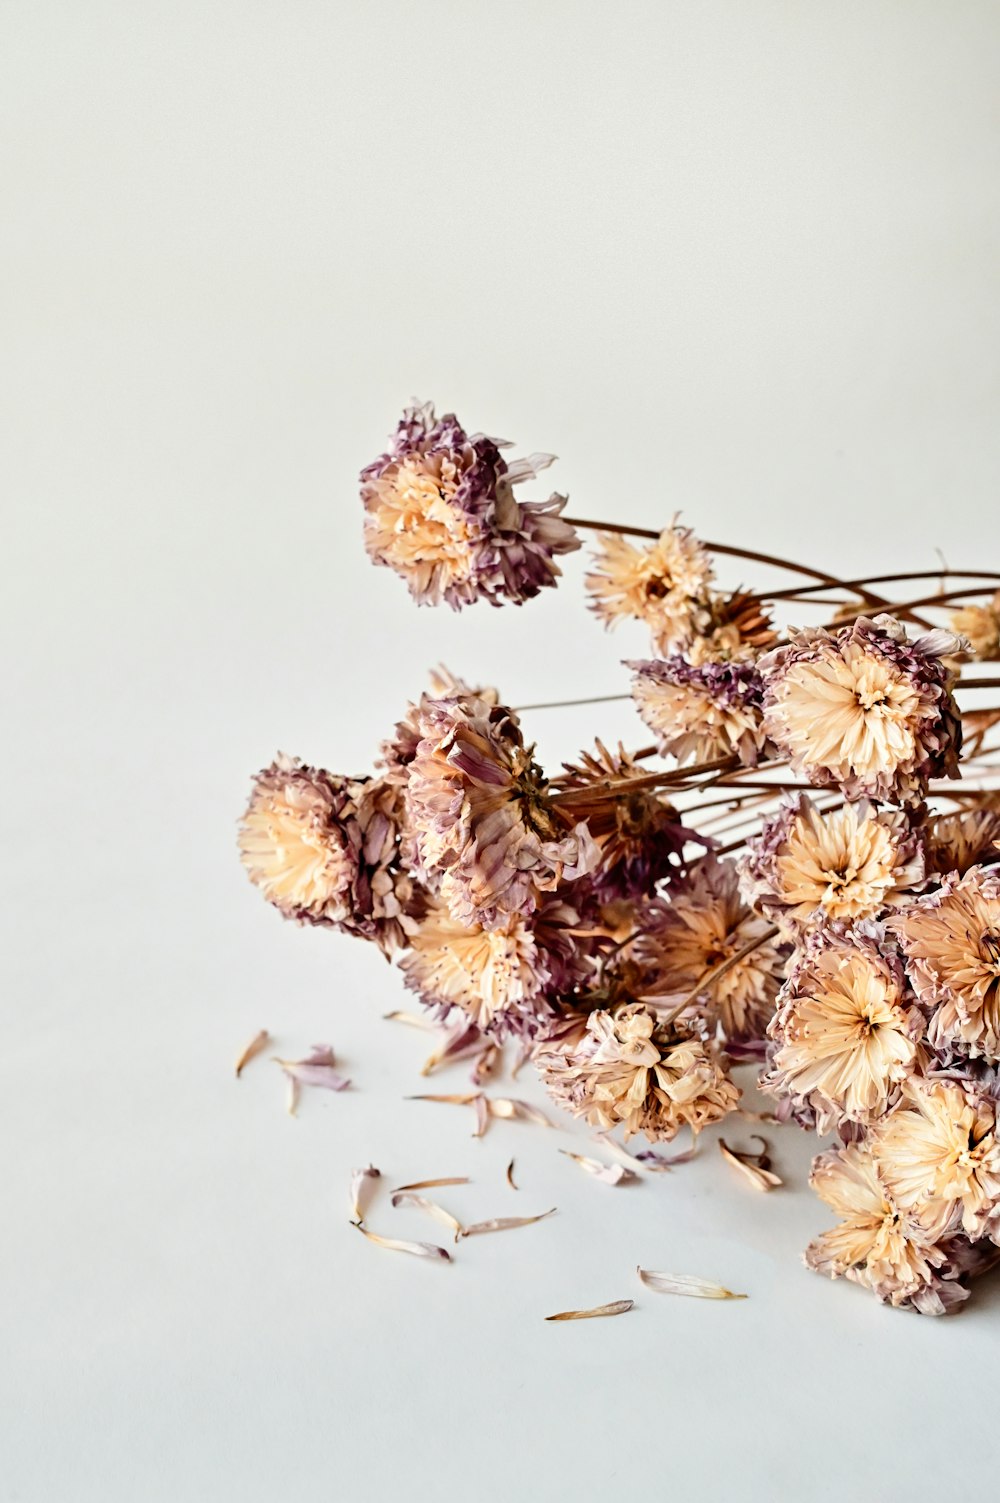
651,924,781,1024
515,692,632,712
551,754,740,806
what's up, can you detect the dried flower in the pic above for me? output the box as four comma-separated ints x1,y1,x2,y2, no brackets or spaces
888,866,1000,1060
873,1079,1000,1242
925,808,1000,878
759,616,962,805
805,1142,965,1312
630,657,768,766
950,592,1000,660
405,694,598,929
361,401,578,609
739,795,925,936
585,521,713,654
635,858,785,1044
764,927,923,1131
685,590,778,665
536,1002,739,1142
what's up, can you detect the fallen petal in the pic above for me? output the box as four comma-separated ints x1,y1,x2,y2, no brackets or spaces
506,1158,518,1191
488,1098,554,1128
461,1208,556,1238
637,1267,746,1300
235,1028,270,1078
275,1045,351,1096
471,1043,502,1086
545,1300,633,1322
391,1191,464,1240
355,1225,451,1261
383,1010,435,1030
421,1019,484,1076
350,1165,381,1225
393,1177,470,1192
560,1150,638,1186
719,1139,783,1192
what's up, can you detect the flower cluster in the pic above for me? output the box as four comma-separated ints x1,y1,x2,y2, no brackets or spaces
240,398,1000,1316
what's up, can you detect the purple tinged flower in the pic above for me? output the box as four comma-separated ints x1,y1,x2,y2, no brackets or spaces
629,656,769,766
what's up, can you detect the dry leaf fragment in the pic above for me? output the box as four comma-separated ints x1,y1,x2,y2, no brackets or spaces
391,1191,464,1241
488,1097,554,1128
506,1158,518,1191
354,1225,451,1261
719,1138,783,1192
275,1045,350,1114
637,1267,747,1300
460,1208,556,1238
545,1300,633,1322
560,1150,638,1186
393,1177,470,1193
235,1028,270,1078
350,1165,381,1226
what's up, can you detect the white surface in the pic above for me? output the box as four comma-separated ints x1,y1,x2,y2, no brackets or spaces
4,4,1000,1499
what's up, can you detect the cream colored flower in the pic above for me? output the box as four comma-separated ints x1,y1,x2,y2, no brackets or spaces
635,858,784,1043
536,1003,739,1142
926,808,1000,878
630,658,767,766
951,592,1000,660
805,1143,957,1309
684,590,778,666
585,522,713,654
759,616,962,805
239,756,360,925
888,867,1000,1060
739,796,924,936
873,1079,1000,1241
765,929,923,1129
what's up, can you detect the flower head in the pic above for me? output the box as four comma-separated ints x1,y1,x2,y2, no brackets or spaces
238,757,416,952
685,589,778,665
536,1002,739,1141
805,1142,966,1313
585,522,713,654
361,401,578,609
888,866,1000,1060
764,927,923,1130
739,795,925,937
873,1078,1000,1242
629,657,768,766
950,592,1000,661
926,808,1000,878
759,616,962,805
405,694,598,929
634,858,785,1044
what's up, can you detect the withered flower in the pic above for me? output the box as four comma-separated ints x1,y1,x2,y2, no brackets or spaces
686,589,778,665
635,858,785,1044
925,808,1000,878
764,927,923,1131
874,1078,1000,1242
805,1142,964,1313
535,1002,739,1142
759,616,962,805
405,694,598,929
238,757,417,952
585,522,713,654
629,657,768,766
361,401,578,609
951,592,1000,660
739,795,925,936
888,866,1000,1060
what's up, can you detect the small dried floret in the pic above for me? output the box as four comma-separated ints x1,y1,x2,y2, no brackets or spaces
585,522,713,654
763,926,923,1131
405,694,598,930
361,401,578,610
685,590,778,666
805,1142,968,1313
759,615,962,805
873,1078,1000,1243
629,657,768,766
739,795,925,937
925,808,1000,878
634,858,785,1044
950,592,1000,660
888,866,1000,1061
535,1002,739,1142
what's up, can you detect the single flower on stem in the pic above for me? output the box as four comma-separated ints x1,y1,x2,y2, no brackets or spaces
585,520,713,654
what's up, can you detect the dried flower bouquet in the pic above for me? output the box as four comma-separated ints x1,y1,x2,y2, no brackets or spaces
240,400,1000,1315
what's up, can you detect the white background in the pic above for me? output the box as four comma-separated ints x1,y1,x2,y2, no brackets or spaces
4,3,1000,1499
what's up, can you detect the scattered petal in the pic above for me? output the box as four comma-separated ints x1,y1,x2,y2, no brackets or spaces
510,1042,533,1080
719,1138,783,1192
383,1010,435,1029
593,1133,692,1173
461,1208,557,1238
393,1177,471,1192
421,1019,484,1076
506,1158,518,1191
235,1028,270,1078
350,1165,381,1225
391,1191,464,1241
407,1092,490,1137
471,1043,502,1085
545,1300,634,1322
286,1073,300,1117
473,1093,490,1137
637,1267,747,1300
488,1098,554,1128
354,1225,451,1261
274,1045,351,1102
560,1150,638,1186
